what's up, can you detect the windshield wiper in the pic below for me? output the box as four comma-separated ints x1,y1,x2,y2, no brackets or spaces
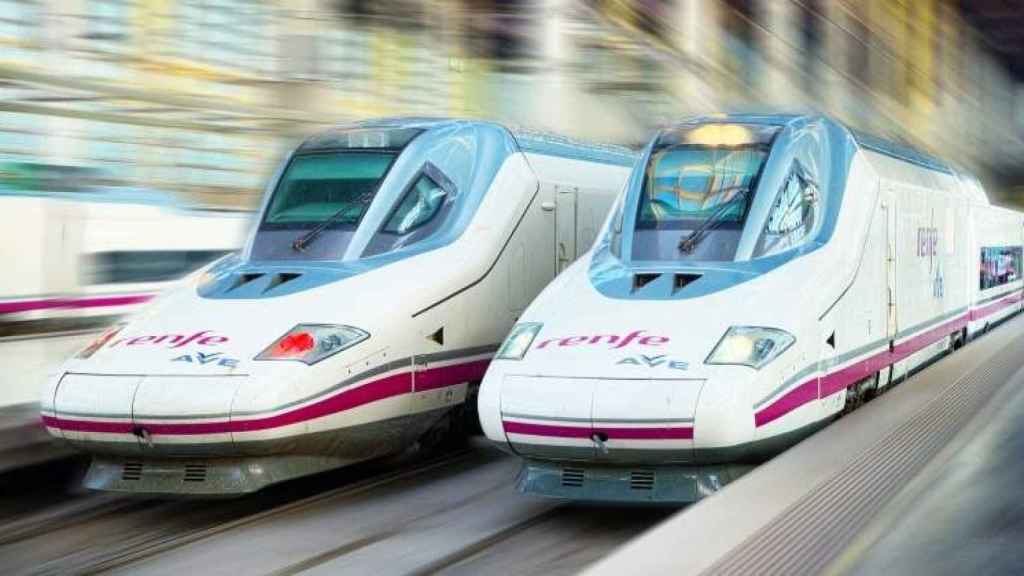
291,203,363,252
677,186,749,254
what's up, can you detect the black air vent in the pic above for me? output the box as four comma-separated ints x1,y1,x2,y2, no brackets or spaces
427,327,444,346
630,470,655,491
264,272,302,293
561,467,585,488
633,273,662,292
230,272,265,291
673,273,701,293
183,463,207,483
122,460,143,481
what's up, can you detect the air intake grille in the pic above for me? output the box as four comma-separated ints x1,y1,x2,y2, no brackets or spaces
673,273,701,293
630,470,655,490
183,463,207,483
561,467,585,488
633,273,661,292
122,460,143,481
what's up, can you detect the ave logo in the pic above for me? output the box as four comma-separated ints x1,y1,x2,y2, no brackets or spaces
617,354,689,371
172,351,239,368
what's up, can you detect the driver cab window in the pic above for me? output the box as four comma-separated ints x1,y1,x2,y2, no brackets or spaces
755,161,819,257
383,172,446,234
363,163,456,257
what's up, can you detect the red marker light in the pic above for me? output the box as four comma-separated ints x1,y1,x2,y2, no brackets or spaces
275,332,315,357
256,324,369,365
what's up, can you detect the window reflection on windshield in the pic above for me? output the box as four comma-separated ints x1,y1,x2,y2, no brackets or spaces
630,123,779,262
641,147,768,227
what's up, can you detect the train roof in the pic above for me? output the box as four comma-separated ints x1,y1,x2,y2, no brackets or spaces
301,117,637,167
664,113,988,203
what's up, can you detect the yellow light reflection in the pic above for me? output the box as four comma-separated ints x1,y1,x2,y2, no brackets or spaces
685,124,754,147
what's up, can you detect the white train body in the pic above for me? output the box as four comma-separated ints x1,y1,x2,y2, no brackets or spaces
0,190,249,323
40,119,634,495
479,115,1024,503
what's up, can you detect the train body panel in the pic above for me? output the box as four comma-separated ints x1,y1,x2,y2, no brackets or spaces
40,118,635,495
0,192,250,322
479,114,1024,503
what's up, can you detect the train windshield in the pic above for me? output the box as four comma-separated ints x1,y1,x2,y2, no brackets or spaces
632,124,779,262
263,152,395,228
250,127,425,262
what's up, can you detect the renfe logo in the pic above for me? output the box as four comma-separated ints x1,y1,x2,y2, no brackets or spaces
536,330,669,350
108,331,229,349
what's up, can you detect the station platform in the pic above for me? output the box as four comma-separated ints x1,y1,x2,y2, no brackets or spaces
585,313,1024,576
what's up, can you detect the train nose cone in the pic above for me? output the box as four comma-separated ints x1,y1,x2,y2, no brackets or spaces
50,373,241,456
499,374,704,464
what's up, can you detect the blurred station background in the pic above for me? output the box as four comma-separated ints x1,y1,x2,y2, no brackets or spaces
2,0,1024,341
1,1,1023,207
0,5,1023,571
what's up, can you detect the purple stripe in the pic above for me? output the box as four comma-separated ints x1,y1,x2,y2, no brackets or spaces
0,294,153,315
415,359,490,392
41,416,133,434
503,420,693,440
756,312,972,427
752,381,819,429
970,292,1023,321
43,357,489,436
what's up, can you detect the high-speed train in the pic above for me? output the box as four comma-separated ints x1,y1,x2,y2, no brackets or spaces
40,118,635,495
479,114,1024,503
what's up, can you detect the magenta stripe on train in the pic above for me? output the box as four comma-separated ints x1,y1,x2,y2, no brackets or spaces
42,358,491,435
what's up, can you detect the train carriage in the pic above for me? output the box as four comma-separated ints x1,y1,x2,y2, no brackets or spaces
478,114,1024,503
40,118,635,495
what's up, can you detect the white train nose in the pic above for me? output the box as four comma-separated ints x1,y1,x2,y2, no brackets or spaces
689,366,761,461
498,374,704,464
49,373,239,456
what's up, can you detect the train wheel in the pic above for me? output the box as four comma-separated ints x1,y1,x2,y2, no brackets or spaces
444,404,469,448
418,405,469,456
841,373,878,415
952,328,967,351
463,382,482,435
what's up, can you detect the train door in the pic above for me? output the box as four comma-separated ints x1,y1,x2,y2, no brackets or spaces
882,190,898,340
881,187,899,384
555,186,577,274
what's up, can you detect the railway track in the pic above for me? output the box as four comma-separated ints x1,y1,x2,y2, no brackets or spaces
0,441,674,576
0,447,480,576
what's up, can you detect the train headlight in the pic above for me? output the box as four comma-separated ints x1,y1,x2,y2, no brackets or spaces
705,326,794,369
255,324,369,365
496,322,543,361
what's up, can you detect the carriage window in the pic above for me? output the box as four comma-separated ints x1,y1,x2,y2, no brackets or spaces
980,246,1022,290
754,162,819,257
383,173,447,234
